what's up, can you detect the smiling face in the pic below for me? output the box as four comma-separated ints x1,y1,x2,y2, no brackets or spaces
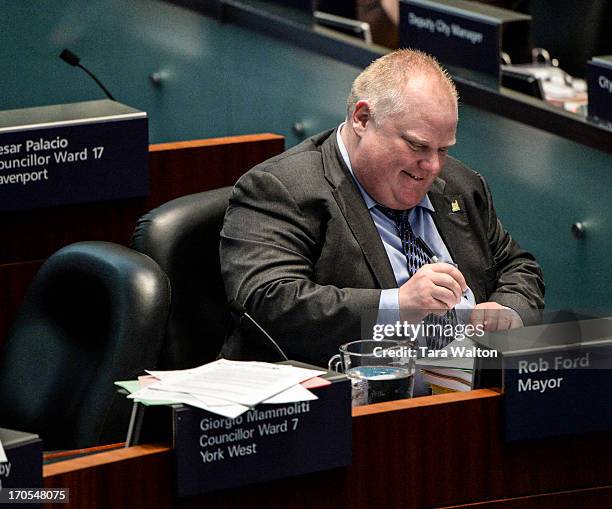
346,76,458,210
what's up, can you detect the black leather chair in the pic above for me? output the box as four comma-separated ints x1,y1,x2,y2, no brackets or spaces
132,187,232,370
0,241,170,450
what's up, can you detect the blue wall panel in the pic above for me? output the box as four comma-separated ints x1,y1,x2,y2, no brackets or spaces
454,106,612,311
3,0,359,146
3,0,611,310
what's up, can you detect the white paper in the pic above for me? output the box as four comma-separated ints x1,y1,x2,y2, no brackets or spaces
135,360,326,417
177,395,249,419
455,288,476,311
262,384,318,404
0,439,7,463
129,386,250,419
146,368,193,380
148,359,325,407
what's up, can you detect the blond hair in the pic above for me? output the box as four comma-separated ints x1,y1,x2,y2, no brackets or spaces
346,49,458,122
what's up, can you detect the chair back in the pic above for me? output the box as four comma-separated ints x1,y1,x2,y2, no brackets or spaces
132,187,232,369
0,241,170,450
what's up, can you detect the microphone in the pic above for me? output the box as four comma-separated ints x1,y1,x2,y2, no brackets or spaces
228,300,289,361
59,49,116,101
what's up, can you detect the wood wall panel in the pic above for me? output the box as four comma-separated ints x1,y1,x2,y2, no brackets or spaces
0,260,43,344
0,134,284,264
0,134,284,346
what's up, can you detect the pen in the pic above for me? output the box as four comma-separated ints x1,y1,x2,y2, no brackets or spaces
416,236,466,298
415,236,437,262
416,236,459,268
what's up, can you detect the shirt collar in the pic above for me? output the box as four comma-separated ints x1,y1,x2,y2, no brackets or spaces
336,123,435,213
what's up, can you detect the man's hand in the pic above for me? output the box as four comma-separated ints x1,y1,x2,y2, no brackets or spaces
399,263,467,318
470,302,523,331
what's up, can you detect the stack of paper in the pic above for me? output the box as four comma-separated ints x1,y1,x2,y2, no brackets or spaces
417,339,475,393
421,367,473,393
123,359,326,419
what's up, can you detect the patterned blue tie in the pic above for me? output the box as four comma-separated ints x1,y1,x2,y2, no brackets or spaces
377,205,457,350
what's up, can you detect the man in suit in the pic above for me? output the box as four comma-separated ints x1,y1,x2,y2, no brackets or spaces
220,49,544,367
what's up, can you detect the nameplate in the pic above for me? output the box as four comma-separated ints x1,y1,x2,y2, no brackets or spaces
399,0,530,79
0,428,42,508
173,378,351,497
587,56,612,123
0,100,148,212
504,344,612,441
473,317,612,441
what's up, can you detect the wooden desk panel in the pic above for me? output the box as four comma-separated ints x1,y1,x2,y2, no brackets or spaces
350,390,612,508
43,390,612,509
438,486,612,508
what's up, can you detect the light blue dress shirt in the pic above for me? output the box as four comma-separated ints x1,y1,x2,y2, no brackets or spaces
336,125,476,319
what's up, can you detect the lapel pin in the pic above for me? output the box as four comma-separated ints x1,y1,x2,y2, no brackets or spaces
451,199,461,212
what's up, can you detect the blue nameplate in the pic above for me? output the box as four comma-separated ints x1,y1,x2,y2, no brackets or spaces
0,428,42,508
587,56,612,123
503,344,612,441
399,0,531,80
473,317,612,441
173,378,351,497
0,100,148,212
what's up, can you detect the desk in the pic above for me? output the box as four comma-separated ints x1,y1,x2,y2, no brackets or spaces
43,389,612,508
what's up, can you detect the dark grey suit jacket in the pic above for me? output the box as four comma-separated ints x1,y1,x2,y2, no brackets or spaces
220,129,544,366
